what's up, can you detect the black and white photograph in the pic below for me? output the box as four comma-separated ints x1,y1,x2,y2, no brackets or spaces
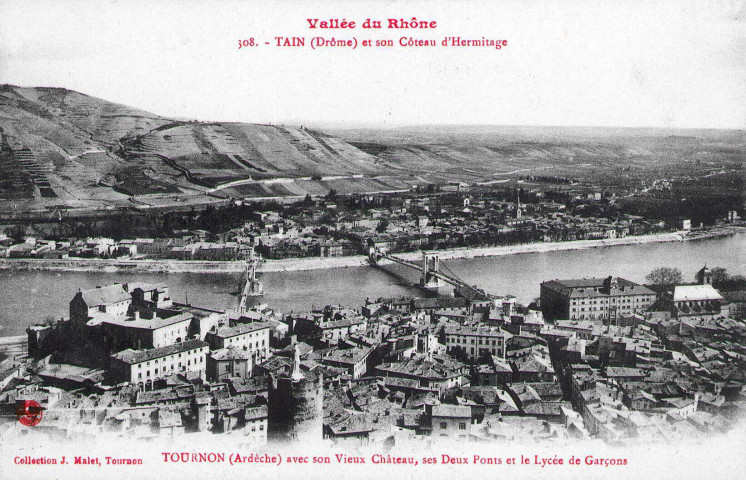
0,1,744,479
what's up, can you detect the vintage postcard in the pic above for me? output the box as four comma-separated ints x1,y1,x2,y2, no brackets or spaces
0,1,744,479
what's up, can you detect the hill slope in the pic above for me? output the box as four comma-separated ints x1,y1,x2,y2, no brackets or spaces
1,86,743,217
0,85,392,214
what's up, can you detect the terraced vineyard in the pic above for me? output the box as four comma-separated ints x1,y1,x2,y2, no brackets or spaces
0,85,401,215
1,85,743,218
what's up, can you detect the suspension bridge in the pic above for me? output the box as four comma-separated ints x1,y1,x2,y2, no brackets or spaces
368,247,491,299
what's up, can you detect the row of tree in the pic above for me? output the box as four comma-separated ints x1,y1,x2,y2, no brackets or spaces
646,266,745,286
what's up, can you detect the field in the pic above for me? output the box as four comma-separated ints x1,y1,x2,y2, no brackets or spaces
330,125,746,189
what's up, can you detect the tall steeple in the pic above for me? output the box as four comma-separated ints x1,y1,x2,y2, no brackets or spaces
696,265,713,285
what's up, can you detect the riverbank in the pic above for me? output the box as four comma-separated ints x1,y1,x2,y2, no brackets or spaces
395,228,740,263
0,227,741,274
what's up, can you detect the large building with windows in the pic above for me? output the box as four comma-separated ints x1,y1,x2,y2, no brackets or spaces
110,339,209,388
673,284,728,321
444,325,511,360
70,284,131,324
425,404,472,439
205,322,271,364
540,276,655,322
100,311,193,351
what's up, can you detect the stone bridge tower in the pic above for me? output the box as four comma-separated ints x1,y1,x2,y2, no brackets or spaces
421,251,441,288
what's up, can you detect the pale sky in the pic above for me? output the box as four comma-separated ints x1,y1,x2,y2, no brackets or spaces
0,0,744,129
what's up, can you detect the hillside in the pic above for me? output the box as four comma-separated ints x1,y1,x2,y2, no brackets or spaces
0,85,397,216
1,86,743,218
330,125,746,189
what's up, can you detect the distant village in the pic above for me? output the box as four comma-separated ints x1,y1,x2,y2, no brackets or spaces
1,259,745,446
2,188,740,262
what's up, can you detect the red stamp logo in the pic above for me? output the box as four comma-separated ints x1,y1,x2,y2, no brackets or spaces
16,400,43,427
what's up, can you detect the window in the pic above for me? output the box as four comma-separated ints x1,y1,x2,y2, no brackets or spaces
459,422,466,430
439,422,447,429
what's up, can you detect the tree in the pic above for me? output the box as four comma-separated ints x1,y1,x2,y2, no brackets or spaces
710,267,729,284
376,219,390,234
646,267,682,285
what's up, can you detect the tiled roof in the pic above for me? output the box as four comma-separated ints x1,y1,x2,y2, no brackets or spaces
213,322,271,338
102,312,192,330
376,355,465,380
112,339,208,365
605,367,647,378
322,347,372,366
319,318,365,330
673,285,724,302
542,277,654,297
210,346,252,361
412,297,469,309
79,284,131,307
432,404,471,418
445,325,512,338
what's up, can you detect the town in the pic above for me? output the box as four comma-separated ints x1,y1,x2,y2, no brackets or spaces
1,186,741,264
1,254,744,447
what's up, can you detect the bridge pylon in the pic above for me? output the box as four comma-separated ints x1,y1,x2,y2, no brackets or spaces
420,251,441,288
369,246,379,265
238,255,263,313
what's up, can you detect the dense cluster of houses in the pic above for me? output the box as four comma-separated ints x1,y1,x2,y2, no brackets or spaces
318,270,744,446
0,190,686,262
1,264,744,446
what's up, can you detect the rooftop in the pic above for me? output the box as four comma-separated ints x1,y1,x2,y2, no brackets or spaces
445,325,512,338
673,285,724,302
78,284,131,307
376,354,466,380
112,339,208,365
542,277,654,297
102,312,192,330
323,347,372,365
212,322,271,338
412,297,469,309
431,404,472,418
210,346,253,361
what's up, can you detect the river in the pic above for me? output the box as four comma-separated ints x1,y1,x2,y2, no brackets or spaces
0,234,743,336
